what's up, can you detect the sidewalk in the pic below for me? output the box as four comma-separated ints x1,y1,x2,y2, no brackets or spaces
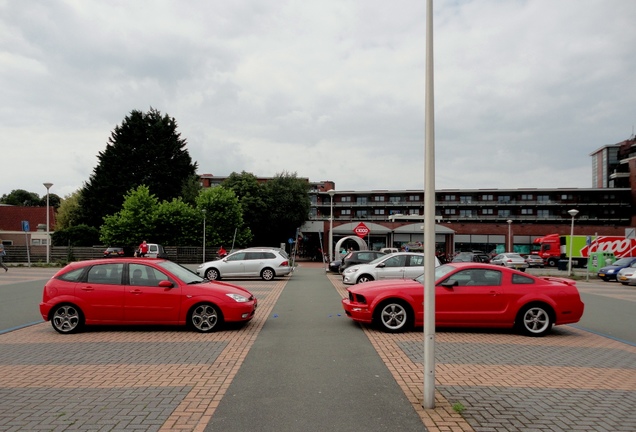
0,262,634,431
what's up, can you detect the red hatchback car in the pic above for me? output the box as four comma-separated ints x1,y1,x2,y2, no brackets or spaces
342,262,584,337
40,258,257,334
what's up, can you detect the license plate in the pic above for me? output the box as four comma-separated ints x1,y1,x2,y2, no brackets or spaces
618,276,627,281
599,273,605,277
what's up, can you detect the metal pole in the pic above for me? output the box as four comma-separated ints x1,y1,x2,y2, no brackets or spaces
567,209,578,276
202,210,206,263
328,190,336,262
423,0,436,409
43,183,53,264
507,219,512,252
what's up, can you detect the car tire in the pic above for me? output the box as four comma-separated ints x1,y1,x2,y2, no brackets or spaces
205,268,220,280
189,303,222,333
375,300,412,333
356,274,374,284
516,303,553,337
261,268,275,281
51,304,84,334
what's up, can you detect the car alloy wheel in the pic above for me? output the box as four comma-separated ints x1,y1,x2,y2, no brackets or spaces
518,304,553,337
51,304,83,334
377,301,410,333
261,268,275,281
190,304,221,333
205,268,220,280
357,274,374,284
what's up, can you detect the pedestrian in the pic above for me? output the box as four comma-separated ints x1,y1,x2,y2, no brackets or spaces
137,240,149,257
217,245,227,258
0,243,7,272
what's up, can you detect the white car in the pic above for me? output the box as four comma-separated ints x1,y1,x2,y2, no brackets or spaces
617,263,636,286
342,252,441,285
490,253,529,272
196,248,292,281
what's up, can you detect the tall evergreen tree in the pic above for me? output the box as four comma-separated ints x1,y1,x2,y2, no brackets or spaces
78,108,198,228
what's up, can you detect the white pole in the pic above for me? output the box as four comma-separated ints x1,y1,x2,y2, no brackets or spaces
43,183,53,264
328,190,336,262
507,219,512,252
423,0,436,409
202,210,206,263
567,209,579,276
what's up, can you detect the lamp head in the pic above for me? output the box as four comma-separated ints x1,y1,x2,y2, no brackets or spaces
43,182,53,190
567,209,579,218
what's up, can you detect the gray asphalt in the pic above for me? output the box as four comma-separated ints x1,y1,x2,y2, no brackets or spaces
205,266,426,432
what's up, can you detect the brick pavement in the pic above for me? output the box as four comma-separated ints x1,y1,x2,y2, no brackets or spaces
0,262,635,431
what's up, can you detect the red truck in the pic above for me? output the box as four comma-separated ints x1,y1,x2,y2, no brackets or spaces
533,233,636,267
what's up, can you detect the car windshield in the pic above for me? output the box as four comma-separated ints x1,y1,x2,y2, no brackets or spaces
611,258,633,266
368,254,392,265
157,261,205,284
506,254,523,259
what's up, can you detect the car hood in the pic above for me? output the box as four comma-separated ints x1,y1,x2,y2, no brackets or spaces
347,278,421,294
599,265,625,272
189,280,254,297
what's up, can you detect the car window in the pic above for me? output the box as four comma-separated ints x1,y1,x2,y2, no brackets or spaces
512,274,534,284
58,267,86,282
129,264,170,287
87,263,124,284
408,255,424,266
227,252,247,261
383,255,406,267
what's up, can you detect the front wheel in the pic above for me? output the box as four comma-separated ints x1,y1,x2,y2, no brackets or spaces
517,304,553,337
189,303,222,333
51,304,84,334
261,268,275,281
356,274,375,284
375,301,412,333
205,268,220,280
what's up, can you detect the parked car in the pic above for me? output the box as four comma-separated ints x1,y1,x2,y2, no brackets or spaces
196,248,292,281
328,259,342,273
143,243,168,259
617,263,636,286
342,262,584,336
490,253,529,272
380,247,399,254
103,246,134,258
340,250,387,273
597,257,636,281
451,251,490,263
342,252,441,285
524,254,545,268
39,258,257,334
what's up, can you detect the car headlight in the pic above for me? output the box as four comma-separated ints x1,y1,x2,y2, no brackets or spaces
344,267,357,274
607,269,615,274
226,293,249,302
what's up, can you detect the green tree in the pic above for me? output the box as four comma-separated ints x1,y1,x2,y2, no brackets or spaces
196,187,252,248
260,172,311,246
51,224,100,247
222,171,267,245
0,189,60,207
100,186,160,246
78,107,198,229
154,198,201,246
55,190,83,230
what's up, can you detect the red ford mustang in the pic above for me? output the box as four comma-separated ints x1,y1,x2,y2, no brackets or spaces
342,262,584,336
40,258,257,334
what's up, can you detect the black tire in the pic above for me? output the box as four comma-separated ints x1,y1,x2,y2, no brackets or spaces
50,304,84,334
516,304,553,337
547,259,558,267
261,268,275,281
356,274,374,284
374,300,412,333
189,303,222,333
205,267,220,280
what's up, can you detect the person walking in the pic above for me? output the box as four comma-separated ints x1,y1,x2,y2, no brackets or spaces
0,243,8,272
137,240,149,257
217,245,227,258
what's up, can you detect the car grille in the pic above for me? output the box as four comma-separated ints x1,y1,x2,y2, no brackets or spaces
348,292,366,304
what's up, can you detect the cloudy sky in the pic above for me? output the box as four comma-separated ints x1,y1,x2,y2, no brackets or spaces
2,0,635,199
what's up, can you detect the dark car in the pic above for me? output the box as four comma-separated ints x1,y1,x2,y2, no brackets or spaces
328,259,342,273
103,246,134,258
451,251,490,263
340,250,387,273
597,257,636,281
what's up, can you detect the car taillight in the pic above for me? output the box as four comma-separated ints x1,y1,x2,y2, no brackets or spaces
280,261,289,266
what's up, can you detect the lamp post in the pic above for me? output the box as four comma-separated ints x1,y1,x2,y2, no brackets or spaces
567,209,579,276
43,182,53,264
328,190,336,262
507,219,512,252
202,209,207,263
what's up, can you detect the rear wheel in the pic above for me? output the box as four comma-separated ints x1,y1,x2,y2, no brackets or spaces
261,268,275,281
51,304,84,334
516,304,553,337
189,303,222,333
205,268,220,280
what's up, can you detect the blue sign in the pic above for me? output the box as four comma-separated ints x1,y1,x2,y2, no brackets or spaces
21,220,30,232
288,238,294,244
586,236,591,246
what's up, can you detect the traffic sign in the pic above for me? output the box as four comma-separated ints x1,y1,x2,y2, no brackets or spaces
353,222,370,238
21,220,30,232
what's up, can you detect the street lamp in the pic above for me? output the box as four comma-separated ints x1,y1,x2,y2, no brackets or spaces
567,209,579,276
328,190,336,262
202,209,207,263
43,182,53,264
507,220,512,252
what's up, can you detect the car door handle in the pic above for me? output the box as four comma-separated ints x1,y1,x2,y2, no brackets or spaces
490,290,501,296
80,286,94,291
129,289,143,294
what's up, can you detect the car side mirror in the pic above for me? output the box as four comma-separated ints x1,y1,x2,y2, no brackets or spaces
158,280,174,288
376,263,386,268
441,280,458,289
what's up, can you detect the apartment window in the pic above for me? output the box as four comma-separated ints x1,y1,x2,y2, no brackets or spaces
460,196,472,204
459,209,474,217
521,194,533,201
341,209,351,215
561,194,574,200
444,208,456,215
356,197,368,204
374,209,385,215
498,196,511,203
482,194,494,201
408,209,420,215
389,196,402,203
537,209,549,217
356,210,368,218
374,196,385,202
341,196,352,202
521,208,533,215
483,208,494,215
537,195,550,202
444,195,456,201
498,209,511,217
409,195,420,201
